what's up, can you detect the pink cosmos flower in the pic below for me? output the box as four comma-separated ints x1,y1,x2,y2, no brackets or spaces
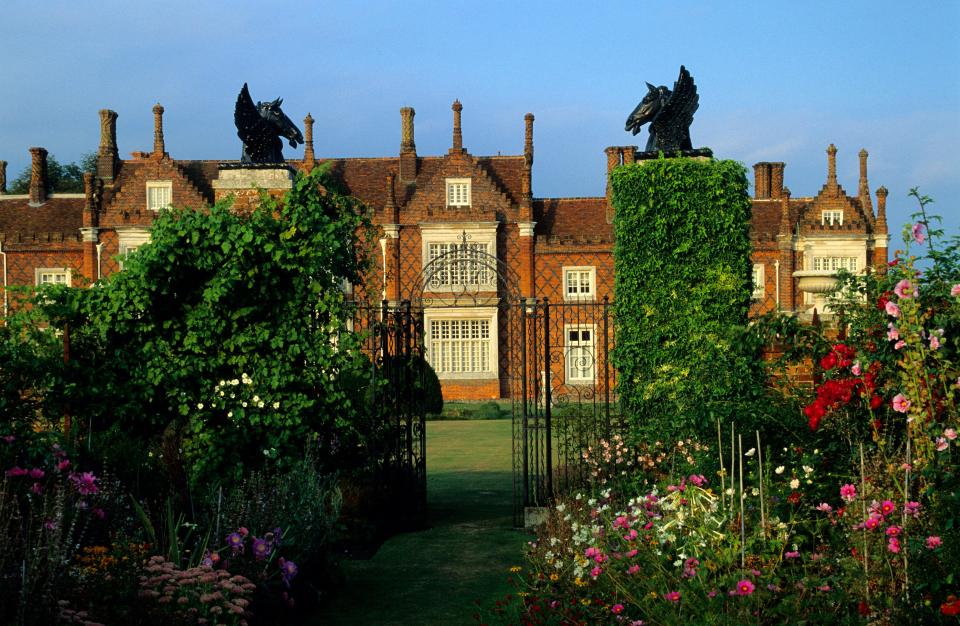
865,514,882,530
816,503,833,513
663,591,681,603
885,525,902,537
894,340,907,350
880,500,896,516
785,551,800,559
840,484,857,502
29,468,44,479
905,501,921,517
851,362,862,376
590,566,603,578
936,437,949,452
926,536,942,549
628,564,640,575
894,279,918,299
611,604,624,615
912,222,926,245
888,537,901,553
930,335,941,350
885,301,901,318
945,428,958,441
887,323,900,341
952,284,960,297
736,579,755,596
688,473,707,486
892,394,911,413
69,472,98,495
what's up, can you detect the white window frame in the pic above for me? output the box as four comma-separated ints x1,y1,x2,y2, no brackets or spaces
812,256,858,272
563,266,596,301
564,324,596,384
752,263,765,300
35,268,71,287
821,210,843,226
445,178,471,207
424,307,499,380
118,229,151,270
420,223,498,293
146,180,173,211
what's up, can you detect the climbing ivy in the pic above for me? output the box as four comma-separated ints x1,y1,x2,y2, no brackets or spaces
611,156,762,440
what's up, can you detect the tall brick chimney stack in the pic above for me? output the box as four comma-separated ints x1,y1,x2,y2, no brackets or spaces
769,162,785,199
29,147,48,205
385,173,398,223
450,100,464,154
399,107,417,182
875,186,888,234
303,113,316,170
0,160,7,194
826,143,838,189
97,109,119,181
152,103,166,157
858,149,874,218
604,146,623,223
753,163,771,199
82,172,98,225
779,187,792,235
522,113,534,206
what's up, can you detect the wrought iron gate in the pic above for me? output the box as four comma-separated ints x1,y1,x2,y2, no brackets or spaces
511,297,623,526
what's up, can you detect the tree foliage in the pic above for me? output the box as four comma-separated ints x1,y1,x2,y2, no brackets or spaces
611,157,763,440
7,153,97,194
28,165,376,487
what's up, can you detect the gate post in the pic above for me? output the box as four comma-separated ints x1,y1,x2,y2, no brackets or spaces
543,297,553,501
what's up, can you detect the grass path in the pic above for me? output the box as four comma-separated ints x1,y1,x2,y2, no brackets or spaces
312,419,529,625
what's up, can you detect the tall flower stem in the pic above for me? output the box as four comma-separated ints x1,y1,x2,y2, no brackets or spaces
717,419,726,514
756,430,766,534
738,433,745,571
730,423,735,512
860,444,869,605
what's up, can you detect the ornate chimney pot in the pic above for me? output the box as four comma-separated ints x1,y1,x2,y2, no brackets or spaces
826,143,838,187
303,112,315,168
29,147,48,205
97,109,119,181
451,100,464,154
152,103,166,157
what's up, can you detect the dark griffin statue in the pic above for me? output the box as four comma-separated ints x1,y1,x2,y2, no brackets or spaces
234,83,303,163
625,65,700,153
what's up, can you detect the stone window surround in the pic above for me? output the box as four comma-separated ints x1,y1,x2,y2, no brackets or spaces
445,177,471,207
35,267,71,287
821,210,843,226
564,323,596,384
118,228,152,270
146,180,173,211
752,263,765,300
562,266,597,301
419,222,498,293
423,306,499,380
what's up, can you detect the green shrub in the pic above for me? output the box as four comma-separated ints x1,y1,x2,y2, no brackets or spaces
611,156,763,441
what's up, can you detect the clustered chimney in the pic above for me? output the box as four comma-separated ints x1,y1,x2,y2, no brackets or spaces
97,109,119,181
451,100,464,154
858,148,874,217
778,187,792,236
303,113,316,169
875,186,888,234
0,160,7,194
399,107,417,182
384,173,398,223
769,162,785,198
753,163,771,199
152,103,166,157
826,143,838,188
29,147,48,205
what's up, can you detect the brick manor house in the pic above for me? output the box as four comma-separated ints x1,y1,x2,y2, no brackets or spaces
0,101,890,400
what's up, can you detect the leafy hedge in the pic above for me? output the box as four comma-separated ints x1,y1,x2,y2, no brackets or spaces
611,156,762,440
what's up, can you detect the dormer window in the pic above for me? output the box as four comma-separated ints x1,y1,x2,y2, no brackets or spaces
445,178,471,207
146,181,173,211
821,210,843,226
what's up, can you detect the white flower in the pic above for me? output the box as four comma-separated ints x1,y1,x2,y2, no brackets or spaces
725,488,735,496
556,503,566,512
230,379,239,386
802,465,814,475
227,411,233,418
751,487,760,496
272,402,280,410
258,401,265,408
745,448,756,457
242,401,248,408
775,466,785,474
252,395,260,404
790,478,800,489
196,403,204,410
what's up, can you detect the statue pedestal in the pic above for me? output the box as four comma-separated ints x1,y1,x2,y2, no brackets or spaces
212,163,294,210
634,147,714,161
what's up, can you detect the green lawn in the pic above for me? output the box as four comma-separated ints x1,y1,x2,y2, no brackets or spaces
312,420,529,625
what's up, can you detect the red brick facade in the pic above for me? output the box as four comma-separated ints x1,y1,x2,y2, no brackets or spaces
0,102,888,399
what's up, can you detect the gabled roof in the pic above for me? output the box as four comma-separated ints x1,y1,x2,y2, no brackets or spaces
0,195,84,244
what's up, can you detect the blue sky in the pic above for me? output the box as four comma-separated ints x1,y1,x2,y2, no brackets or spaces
2,1,958,238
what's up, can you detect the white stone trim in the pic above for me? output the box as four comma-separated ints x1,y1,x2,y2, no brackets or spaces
118,228,152,269
752,263,765,300
35,267,71,287
423,306,499,380
518,221,537,238
420,223,499,293
79,227,100,243
382,224,400,239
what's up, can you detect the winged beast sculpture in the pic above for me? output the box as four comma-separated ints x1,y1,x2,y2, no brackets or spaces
234,83,304,163
625,65,700,153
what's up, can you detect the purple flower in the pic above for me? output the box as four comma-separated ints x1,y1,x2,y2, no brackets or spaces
29,468,44,479
905,501,921,517
252,537,270,560
226,532,244,552
279,557,298,587
1,435,14,443
912,222,926,245
69,472,98,495
5,466,28,478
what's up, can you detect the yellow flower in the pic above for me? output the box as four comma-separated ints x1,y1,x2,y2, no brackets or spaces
580,598,591,606
574,577,589,587
510,566,522,573
550,573,559,581
650,591,658,598
518,592,529,597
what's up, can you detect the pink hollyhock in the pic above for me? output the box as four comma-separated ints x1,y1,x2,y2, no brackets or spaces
887,323,899,341
894,340,907,350
936,437,949,452
628,564,640,575
736,579,755,596
892,394,911,413
952,284,960,297
29,468,44,479
945,428,958,441
56,459,70,472
926,536,942,549
885,301,901,318
912,222,926,245
894,279,918,299
930,335,941,350
663,591,681,603
816,503,833,513
840,484,857,502
888,537,901,553
5,466,27,477
785,551,800,558
865,514,882,530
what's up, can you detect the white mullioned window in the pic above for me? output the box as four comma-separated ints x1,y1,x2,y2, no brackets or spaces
445,178,471,207
118,230,151,270
565,325,596,383
429,318,491,375
563,266,596,300
36,268,71,286
427,242,493,289
821,210,843,226
752,263,765,299
812,256,858,272
146,180,173,211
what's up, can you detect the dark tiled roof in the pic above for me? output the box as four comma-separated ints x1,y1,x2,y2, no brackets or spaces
0,195,84,241
534,197,611,242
